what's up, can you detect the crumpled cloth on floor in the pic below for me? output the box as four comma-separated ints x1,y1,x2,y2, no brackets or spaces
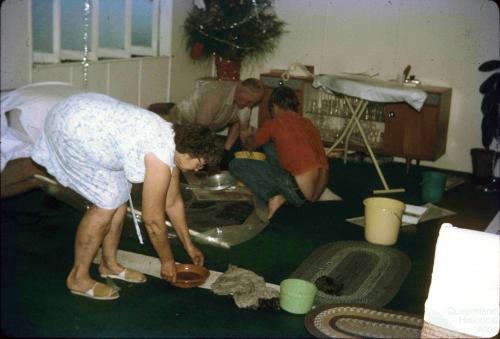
211,265,279,309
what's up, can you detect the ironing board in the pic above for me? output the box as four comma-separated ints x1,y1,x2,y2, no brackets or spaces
313,74,427,194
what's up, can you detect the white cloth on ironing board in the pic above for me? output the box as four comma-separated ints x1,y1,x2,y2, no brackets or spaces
312,74,427,111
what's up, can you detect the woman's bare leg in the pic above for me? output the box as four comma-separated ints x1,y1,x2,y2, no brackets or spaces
99,203,127,275
66,205,115,293
98,203,146,282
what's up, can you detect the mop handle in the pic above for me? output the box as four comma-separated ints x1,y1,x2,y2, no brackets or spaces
128,194,144,245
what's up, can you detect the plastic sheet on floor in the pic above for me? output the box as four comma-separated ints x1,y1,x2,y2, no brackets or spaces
33,172,269,249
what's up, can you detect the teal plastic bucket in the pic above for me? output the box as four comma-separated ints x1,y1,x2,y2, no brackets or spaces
280,279,317,315
421,171,447,204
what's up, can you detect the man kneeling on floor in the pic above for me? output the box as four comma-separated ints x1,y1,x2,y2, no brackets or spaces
229,86,329,219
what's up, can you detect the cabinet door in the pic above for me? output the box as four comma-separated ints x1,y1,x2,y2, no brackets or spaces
383,104,406,156
383,103,439,160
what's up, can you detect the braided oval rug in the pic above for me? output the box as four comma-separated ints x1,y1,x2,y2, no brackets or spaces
290,241,411,307
304,304,423,338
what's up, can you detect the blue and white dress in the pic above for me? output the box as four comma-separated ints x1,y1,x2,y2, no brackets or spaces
32,93,175,209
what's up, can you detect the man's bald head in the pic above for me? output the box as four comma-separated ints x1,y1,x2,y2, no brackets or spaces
234,78,264,109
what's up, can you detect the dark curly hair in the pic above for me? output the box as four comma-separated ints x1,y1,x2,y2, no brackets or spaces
267,86,300,114
173,124,220,167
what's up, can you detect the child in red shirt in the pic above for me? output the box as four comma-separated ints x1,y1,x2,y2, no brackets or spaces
229,86,329,219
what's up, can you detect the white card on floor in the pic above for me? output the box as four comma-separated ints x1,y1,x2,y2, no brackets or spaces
402,204,428,224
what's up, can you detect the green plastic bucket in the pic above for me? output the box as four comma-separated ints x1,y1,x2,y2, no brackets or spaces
421,171,447,204
280,278,317,314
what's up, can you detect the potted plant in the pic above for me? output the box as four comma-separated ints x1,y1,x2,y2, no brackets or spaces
184,0,286,80
471,59,500,184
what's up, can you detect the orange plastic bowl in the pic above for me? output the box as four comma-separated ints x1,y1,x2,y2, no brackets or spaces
171,264,209,288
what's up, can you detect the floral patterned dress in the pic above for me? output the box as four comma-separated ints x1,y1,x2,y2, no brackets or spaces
32,93,175,209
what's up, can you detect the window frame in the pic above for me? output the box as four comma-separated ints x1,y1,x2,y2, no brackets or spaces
32,0,168,64
96,0,131,59
59,0,99,62
32,0,60,64
130,0,160,57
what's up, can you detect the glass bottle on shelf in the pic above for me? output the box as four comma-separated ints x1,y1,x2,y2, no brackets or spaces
310,99,318,114
306,99,318,126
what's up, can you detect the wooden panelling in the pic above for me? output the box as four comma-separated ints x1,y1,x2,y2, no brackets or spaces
140,57,170,108
87,63,109,95
30,56,171,108
32,65,73,84
108,60,140,105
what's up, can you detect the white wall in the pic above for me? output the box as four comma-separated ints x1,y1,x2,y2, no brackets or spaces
243,0,499,173
1,0,31,89
169,0,214,102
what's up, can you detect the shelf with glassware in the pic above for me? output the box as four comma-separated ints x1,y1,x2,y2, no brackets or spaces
303,91,386,152
302,84,452,169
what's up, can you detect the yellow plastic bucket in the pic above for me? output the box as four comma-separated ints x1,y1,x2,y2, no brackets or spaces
363,197,406,246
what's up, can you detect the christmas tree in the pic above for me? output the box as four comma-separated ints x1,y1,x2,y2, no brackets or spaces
184,0,286,63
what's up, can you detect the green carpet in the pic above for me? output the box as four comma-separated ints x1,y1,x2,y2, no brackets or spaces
1,158,497,338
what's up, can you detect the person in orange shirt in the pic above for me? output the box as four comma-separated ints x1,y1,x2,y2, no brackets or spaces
229,86,329,219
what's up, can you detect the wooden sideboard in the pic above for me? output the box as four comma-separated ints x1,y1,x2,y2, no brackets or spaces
382,85,451,163
258,72,452,166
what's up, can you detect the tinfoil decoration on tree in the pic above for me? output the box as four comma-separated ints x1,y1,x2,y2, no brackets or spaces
184,0,286,63
82,0,91,90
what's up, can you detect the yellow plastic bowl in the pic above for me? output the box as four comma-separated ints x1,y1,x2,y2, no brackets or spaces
234,151,266,161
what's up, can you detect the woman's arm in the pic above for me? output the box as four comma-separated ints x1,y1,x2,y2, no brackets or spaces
165,167,204,266
141,153,177,282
